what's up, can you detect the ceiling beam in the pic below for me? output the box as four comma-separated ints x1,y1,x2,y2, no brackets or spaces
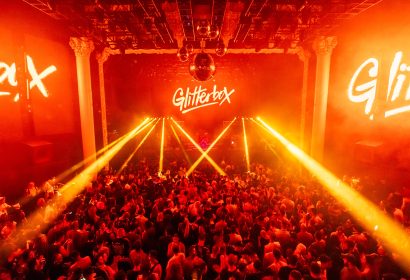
106,47,298,55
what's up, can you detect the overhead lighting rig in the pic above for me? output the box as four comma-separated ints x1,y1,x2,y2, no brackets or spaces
177,20,227,81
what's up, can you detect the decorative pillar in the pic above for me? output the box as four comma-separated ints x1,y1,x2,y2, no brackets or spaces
96,49,110,171
69,37,97,164
296,47,311,151
311,36,337,162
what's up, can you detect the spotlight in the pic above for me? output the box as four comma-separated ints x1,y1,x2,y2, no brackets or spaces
196,20,210,37
177,46,190,62
189,52,216,81
185,43,194,54
215,41,227,57
208,25,220,40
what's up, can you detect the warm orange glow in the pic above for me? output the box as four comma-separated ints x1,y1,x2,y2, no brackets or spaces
4,118,151,252
27,55,57,97
349,51,410,119
170,123,192,165
242,118,250,172
385,104,410,117
255,117,410,274
59,118,151,194
172,85,235,114
117,119,158,175
186,118,236,176
170,118,226,176
54,118,155,182
0,55,56,101
159,118,165,174
348,56,378,117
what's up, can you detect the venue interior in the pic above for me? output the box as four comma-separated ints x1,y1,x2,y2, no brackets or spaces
1,0,410,279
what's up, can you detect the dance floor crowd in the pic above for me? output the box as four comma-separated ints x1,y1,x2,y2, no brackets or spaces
0,159,409,280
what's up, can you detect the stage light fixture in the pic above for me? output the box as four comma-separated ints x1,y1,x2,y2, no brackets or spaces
189,52,216,81
177,46,190,62
215,41,227,57
208,24,220,39
185,43,194,54
196,20,211,37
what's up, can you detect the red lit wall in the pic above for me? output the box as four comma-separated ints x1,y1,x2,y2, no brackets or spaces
328,0,410,169
105,53,303,140
0,2,78,140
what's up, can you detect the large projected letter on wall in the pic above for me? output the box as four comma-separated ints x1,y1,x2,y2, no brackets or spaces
0,55,56,102
348,57,378,118
349,51,410,119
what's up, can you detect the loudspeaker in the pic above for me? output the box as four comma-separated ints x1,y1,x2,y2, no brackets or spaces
21,140,53,164
354,140,382,163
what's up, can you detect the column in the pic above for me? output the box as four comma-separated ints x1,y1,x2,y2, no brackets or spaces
296,47,311,151
96,49,110,171
69,37,96,164
311,36,337,162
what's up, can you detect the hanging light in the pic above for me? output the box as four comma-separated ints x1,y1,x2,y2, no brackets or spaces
185,43,194,54
177,46,190,62
215,41,227,57
208,25,219,40
189,52,216,81
196,20,211,37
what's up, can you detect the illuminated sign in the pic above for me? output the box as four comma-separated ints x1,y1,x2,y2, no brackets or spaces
0,55,57,102
349,51,410,119
173,85,235,114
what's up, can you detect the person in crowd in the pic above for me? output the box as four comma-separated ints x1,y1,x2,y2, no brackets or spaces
340,254,361,280
165,244,184,280
0,158,408,280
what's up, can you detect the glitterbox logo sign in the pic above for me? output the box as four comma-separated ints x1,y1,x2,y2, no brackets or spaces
349,51,410,119
0,55,57,102
172,85,235,114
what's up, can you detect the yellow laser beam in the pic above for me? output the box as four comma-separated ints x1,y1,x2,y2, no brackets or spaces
58,117,151,195
116,119,159,175
12,120,152,211
54,118,154,183
251,120,284,162
185,118,236,176
170,123,192,165
54,132,127,182
159,118,165,174
255,117,410,274
171,118,226,176
242,118,250,172
3,118,151,254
